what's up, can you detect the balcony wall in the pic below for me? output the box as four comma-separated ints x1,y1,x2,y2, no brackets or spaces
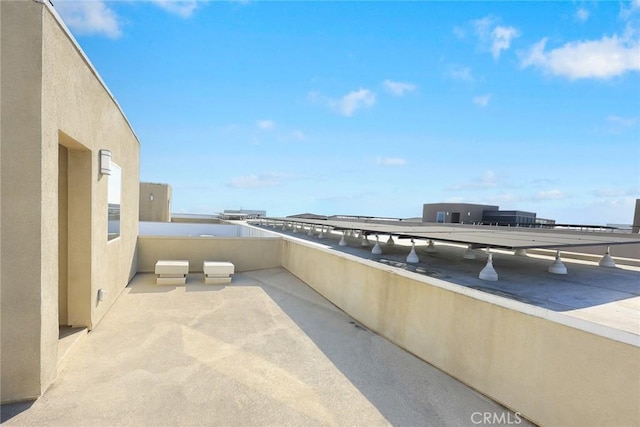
280,237,639,427
137,236,282,273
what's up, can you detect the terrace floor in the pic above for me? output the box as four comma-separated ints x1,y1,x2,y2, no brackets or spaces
1,268,530,426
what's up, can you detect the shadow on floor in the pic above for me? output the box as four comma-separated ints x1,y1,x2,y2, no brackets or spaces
1,401,34,423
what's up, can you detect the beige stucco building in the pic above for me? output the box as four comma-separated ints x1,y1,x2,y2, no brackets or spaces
139,182,172,222
1,0,140,402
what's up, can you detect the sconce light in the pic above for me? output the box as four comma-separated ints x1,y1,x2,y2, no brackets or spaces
99,149,112,175
150,194,154,201
98,288,107,302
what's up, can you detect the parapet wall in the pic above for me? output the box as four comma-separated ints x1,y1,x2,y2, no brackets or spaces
280,238,639,427
137,236,282,273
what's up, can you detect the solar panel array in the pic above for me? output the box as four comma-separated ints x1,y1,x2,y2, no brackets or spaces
262,217,640,250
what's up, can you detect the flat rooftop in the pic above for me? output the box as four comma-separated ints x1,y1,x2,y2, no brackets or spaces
254,223,640,339
2,269,530,426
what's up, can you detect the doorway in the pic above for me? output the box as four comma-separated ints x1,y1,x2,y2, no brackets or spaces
58,132,92,329
58,145,69,325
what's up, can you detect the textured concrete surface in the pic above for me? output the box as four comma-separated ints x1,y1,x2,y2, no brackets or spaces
1,268,530,426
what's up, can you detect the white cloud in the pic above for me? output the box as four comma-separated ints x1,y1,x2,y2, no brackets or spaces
151,1,198,18
228,173,287,188
54,0,122,38
448,66,474,82
335,89,376,116
453,26,466,39
447,170,499,191
620,0,640,19
576,7,590,22
473,94,492,107
383,80,416,96
606,115,638,127
376,157,407,166
257,120,276,130
491,26,519,59
473,16,494,38
310,89,376,117
291,130,306,141
591,188,627,198
534,190,566,200
520,34,640,80
472,16,519,59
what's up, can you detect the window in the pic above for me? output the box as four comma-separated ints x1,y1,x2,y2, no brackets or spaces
436,211,446,223
107,163,121,240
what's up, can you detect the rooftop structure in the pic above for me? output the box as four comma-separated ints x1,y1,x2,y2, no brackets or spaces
139,182,172,222
422,202,554,227
1,2,639,426
220,209,267,220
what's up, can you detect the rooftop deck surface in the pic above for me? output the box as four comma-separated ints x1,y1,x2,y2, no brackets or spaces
1,268,529,426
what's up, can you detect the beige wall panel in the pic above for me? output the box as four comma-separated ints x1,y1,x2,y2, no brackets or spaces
139,183,172,222
137,237,282,273
1,0,140,402
0,0,46,401
41,6,140,331
281,239,640,427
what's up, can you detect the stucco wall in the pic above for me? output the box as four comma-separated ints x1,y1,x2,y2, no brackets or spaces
1,0,140,402
137,236,282,273
1,0,46,401
281,238,640,427
139,182,171,222
41,1,139,330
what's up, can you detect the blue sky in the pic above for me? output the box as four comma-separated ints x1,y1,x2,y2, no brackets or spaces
55,0,640,224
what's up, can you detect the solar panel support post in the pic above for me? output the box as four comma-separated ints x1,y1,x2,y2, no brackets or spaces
599,246,616,268
463,244,477,260
479,249,498,281
372,235,382,255
406,239,420,264
548,250,568,275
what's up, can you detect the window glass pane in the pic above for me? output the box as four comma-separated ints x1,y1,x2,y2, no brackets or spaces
108,163,121,240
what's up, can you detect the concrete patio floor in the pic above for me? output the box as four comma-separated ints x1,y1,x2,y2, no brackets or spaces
2,268,530,426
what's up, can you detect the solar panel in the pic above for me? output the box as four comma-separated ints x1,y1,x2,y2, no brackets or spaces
262,217,640,250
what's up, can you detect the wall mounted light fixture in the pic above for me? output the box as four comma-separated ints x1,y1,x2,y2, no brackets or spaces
99,149,112,175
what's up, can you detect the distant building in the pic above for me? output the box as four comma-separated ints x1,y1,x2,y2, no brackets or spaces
422,202,553,226
139,182,172,222
482,210,536,226
287,213,329,220
423,203,499,224
220,209,266,220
